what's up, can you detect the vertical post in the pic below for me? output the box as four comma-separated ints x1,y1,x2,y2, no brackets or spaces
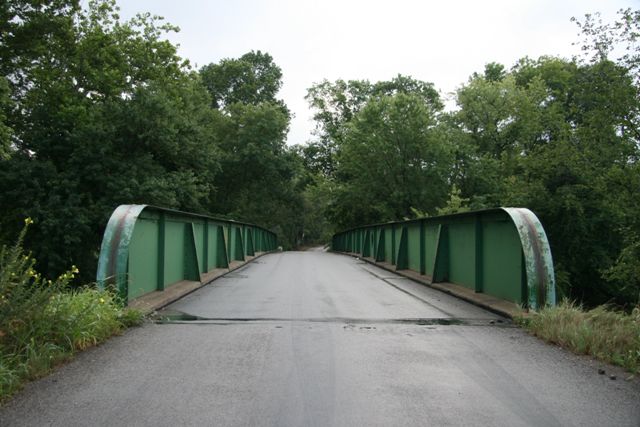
420,219,426,275
157,211,165,291
433,224,449,282
372,228,376,258
225,225,231,261
521,251,528,308
391,225,396,265
475,214,484,293
203,220,209,273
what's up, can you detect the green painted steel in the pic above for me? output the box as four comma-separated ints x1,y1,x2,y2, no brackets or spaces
503,208,556,309
127,217,159,300
407,223,421,272
448,221,476,290
331,208,556,310
97,205,278,304
423,225,439,279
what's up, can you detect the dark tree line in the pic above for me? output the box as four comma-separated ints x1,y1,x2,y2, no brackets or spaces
0,1,638,306
0,0,304,283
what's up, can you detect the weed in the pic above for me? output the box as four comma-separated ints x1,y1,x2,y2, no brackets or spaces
0,221,144,400
518,300,640,373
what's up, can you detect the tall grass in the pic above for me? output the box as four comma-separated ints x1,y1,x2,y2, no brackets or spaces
519,300,640,373
0,220,143,399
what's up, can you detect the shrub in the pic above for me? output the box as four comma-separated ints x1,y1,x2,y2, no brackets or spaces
0,220,143,399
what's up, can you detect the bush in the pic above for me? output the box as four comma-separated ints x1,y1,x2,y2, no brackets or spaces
0,220,143,399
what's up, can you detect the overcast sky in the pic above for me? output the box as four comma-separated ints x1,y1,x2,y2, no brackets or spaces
116,0,635,145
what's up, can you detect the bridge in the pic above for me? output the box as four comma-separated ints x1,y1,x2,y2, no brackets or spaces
0,205,638,426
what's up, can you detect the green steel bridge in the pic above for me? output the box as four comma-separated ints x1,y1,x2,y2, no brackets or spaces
96,204,555,316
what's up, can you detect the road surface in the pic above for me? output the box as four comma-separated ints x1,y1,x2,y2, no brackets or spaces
1,251,639,426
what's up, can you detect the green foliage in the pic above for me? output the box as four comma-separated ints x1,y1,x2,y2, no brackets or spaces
604,230,640,302
0,0,303,266
305,75,442,179
302,9,640,307
200,50,285,110
519,300,640,373
447,53,639,306
0,221,142,399
0,1,220,279
436,185,470,216
572,8,640,85
331,93,452,228
199,52,302,249
0,77,11,159
211,102,290,216
299,173,335,245
302,77,448,238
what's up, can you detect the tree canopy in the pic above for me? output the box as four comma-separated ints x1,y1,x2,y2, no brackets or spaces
0,0,303,281
200,50,286,111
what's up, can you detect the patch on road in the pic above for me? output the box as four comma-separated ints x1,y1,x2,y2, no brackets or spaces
152,309,512,328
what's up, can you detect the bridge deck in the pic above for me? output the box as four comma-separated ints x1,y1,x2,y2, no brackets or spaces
1,251,638,426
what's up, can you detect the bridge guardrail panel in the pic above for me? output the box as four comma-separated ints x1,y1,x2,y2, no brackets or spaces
97,205,278,304
447,219,476,291
423,224,440,280
481,216,523,303
331,207,556,310
127,212,160,300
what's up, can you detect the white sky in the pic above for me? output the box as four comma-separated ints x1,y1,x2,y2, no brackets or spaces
116,0,636,145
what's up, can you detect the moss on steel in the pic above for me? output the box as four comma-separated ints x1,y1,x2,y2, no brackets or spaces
96,205,278,304
331,207,556,310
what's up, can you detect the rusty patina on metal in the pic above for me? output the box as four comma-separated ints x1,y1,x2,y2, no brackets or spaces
503,208,556,310
96,204,147,300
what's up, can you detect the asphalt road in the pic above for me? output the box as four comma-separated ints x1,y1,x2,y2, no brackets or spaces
1,251,639,426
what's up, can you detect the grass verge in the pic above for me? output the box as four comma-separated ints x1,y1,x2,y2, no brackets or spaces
0,220,144,401
517,300,640,373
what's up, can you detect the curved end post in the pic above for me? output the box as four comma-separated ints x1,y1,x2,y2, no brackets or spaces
96,205,147,303
502,208,556,310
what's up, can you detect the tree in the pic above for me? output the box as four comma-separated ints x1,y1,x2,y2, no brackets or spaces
453,54,639,305
305,75,442,178
571,8,640,304
0,0,80,95
200,50,285,109
330,93,452,228
0,77,11,159
0,0,217,280
572,8,640,86
198,50,305,249
210,102,289,217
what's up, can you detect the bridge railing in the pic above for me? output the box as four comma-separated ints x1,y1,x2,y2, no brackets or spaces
331,208,555,310
96,205,277,305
